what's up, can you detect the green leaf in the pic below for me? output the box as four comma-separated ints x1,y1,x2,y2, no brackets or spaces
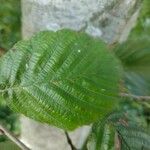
85,109,150,150
117,125,150,150
0,29,122,130
87,120,115,150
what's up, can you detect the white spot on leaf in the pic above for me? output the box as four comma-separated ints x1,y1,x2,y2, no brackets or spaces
101,89,106,92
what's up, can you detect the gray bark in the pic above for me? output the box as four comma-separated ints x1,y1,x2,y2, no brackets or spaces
21,0,140,149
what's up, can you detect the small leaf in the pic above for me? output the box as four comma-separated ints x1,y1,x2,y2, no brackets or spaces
86,109,150,150
87,120,115,150
0,29,122,130
117,125,150,150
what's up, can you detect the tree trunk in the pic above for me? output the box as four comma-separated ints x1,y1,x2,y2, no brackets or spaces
21,0,140,149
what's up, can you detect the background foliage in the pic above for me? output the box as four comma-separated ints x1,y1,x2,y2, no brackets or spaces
0,0,21,50
0,0,21,149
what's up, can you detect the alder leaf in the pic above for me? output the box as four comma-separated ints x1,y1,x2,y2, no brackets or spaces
0,29,122,130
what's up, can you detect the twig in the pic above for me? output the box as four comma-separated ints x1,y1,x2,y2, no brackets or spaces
115,132,121,150
64,131,77,150
0,124,30,150
120,93,150,101
117,130,130,150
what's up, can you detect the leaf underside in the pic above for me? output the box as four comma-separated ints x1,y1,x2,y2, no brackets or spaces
0,29,122,130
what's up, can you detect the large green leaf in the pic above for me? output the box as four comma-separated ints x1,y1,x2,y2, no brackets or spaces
0,29,122,130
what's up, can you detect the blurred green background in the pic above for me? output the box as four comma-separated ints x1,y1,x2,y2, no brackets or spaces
0,0,21,149
114,0,150,129
0,0,21,50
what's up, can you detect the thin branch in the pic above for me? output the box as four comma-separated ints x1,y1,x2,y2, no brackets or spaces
64,131,77,150
115,132,121,150
117,129,131,150
0,124,30,150
120,93,150,101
